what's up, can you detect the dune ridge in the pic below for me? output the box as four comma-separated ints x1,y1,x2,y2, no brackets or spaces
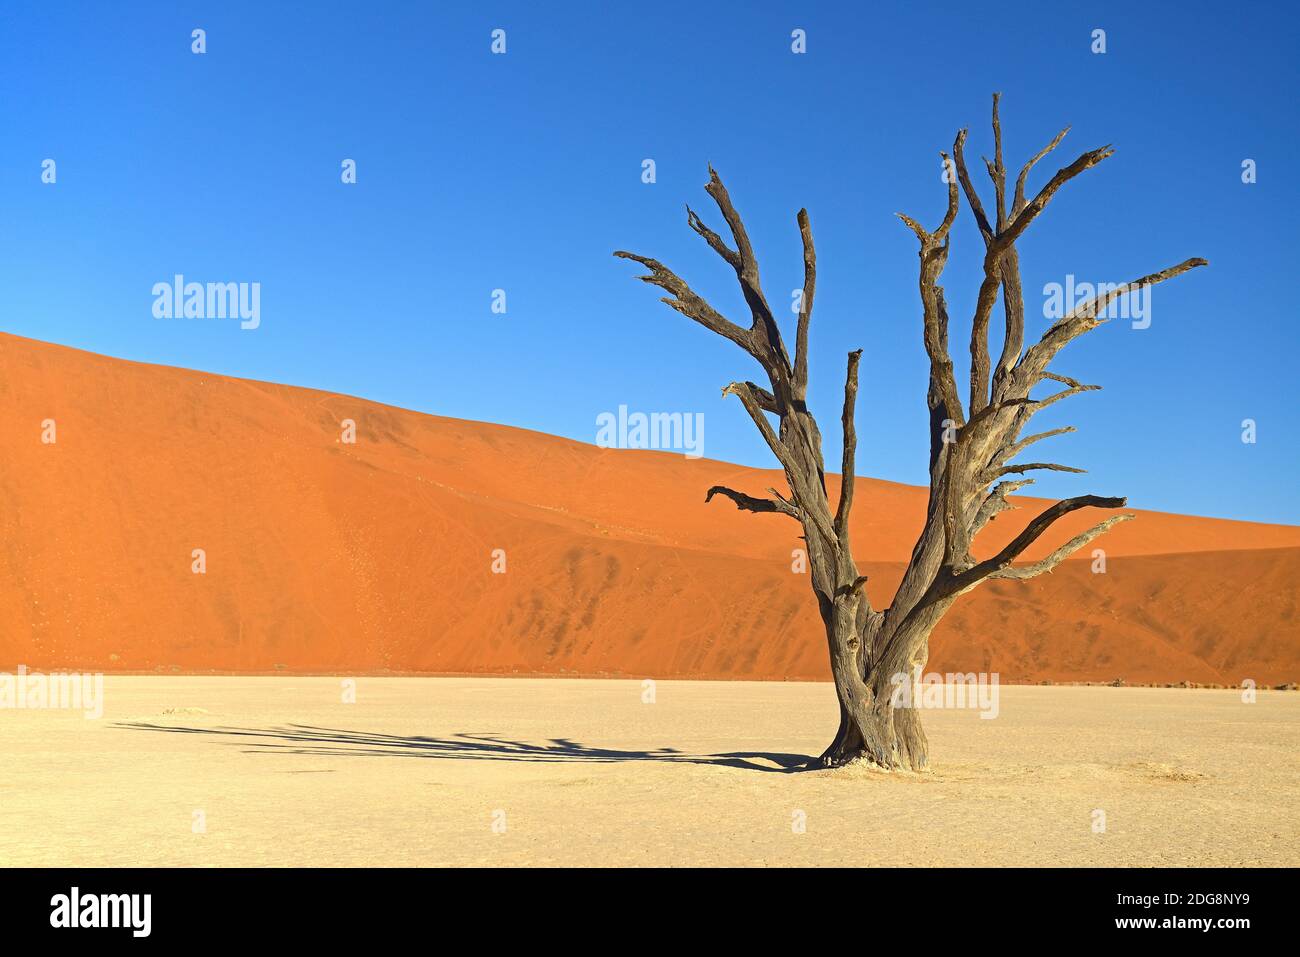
1,332,1297,684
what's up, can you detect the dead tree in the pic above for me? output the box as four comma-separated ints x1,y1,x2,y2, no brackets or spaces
614,96,1205,770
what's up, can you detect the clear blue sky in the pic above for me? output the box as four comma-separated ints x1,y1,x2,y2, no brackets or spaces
1,1,1296,523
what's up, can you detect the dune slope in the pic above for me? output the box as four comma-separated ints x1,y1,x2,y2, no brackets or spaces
1,332,1296,684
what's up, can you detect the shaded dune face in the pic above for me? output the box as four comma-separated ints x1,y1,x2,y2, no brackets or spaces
1,332,1297,684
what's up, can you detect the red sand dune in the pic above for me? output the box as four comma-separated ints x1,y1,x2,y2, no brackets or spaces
2,332,1297,684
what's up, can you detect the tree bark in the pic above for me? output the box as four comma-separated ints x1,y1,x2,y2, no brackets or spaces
816,608,931,771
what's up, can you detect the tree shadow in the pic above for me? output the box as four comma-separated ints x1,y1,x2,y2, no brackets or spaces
114,722,811,773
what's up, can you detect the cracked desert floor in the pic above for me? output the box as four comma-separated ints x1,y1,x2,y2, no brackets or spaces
1,677,1294,867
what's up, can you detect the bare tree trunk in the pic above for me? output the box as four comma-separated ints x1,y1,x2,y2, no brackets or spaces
816,607,933,770
615,95,1205,773
818,603,871,766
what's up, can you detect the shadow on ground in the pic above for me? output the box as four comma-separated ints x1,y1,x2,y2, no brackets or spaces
114,722,809,773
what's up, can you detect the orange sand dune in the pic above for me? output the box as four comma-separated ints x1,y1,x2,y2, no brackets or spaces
1,332,1297,684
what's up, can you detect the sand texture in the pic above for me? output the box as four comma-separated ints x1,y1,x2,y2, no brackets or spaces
1,677,1294,867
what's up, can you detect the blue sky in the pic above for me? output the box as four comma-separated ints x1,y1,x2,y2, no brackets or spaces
1,1,1296,523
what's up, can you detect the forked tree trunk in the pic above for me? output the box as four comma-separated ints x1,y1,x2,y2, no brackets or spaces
817,608,931,770
615,95,1205,774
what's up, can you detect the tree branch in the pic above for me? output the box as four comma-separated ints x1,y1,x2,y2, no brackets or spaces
943,494,1129,596
989,514,1134,581
835,350,863,541
612,251,757,356
702,166,789,374
987,92,1007,229
954,124,1002,415
999,144,1115,248
969,478,1034,540
793,208,816,399
953,129,994,243
686,204,740,270
998,426,1076,466
722,381,790,467
987,461,1085,481
1013,126,1070,214
1024,374,1101,416
959,109,1109,416
1016,257,1209,386
898,147,965,430
705,485,801,520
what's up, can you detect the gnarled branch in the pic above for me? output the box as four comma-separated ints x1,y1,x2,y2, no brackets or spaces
835,350,863,542
1016,257,1209,389
722,381,790,468
989,514,1134,581
943,494,1129,597
793,209,817,400
686,204,740,269
702,166,789,377
954,129,994,243
1013,126,1070,214
705,485,800,520
986,461,1085,481
612,251,756,356
1000,144,1115,249
969,478,1035,541
898,147,964,432
998,426,1076,466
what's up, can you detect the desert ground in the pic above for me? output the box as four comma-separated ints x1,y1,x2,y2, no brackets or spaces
1,676,1294,867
